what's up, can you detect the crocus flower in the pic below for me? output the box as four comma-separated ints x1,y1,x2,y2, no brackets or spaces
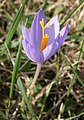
22,9,68,64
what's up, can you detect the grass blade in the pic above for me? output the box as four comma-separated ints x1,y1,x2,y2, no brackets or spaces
60,0,84,26
6,39,22,119
17,78,36,119
60,50,84,87
65,112,84,120
39,80,55,119
67,39,84,96
1,0,27,55
20,98,26,119
0,110,6,120
5,43,14,66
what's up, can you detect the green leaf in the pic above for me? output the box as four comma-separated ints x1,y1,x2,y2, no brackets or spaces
1,0,27,55
6,39,22,119
0,110,6,120
17,78,36,119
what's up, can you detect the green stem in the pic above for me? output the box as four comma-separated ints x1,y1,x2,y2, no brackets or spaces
30,63,42,90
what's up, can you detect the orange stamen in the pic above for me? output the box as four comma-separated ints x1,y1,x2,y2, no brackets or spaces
40,34,49,52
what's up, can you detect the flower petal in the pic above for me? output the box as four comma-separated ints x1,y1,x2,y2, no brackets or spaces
49,15,60,39
57,24,68,49
42,24,68,62
22,40,32,61
42,34,60,62
45,24,55,45
22,40,43,62
45,15,60,45
31,9,46,51
22,25,34,47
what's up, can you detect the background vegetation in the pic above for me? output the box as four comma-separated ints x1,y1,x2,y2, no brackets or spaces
0,0,84,119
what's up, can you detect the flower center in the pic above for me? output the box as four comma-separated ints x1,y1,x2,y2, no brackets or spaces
40,18,49,52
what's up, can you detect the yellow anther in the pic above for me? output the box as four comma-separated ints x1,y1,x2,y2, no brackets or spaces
40,18,44,28
40,18,45,37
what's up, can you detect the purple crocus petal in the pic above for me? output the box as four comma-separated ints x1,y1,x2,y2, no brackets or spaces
31,9,46,51
42,34,60,62
45,15,60,45
22,40,44,62
22,40,33,61
45,24,55,45
49,15,60,39
46,24,68,59
22,25,33,46
42,24,68,62
22,25,28,40
58,24,68,47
